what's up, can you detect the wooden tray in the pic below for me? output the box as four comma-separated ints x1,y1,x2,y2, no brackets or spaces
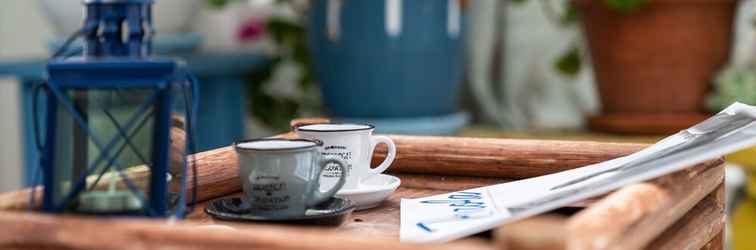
0,131,725,249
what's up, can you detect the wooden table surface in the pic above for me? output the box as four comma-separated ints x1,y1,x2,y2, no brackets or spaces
186,187,449,240
0,130,727,250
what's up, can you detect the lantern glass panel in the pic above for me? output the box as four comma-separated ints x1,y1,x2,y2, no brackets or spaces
50,88,161,215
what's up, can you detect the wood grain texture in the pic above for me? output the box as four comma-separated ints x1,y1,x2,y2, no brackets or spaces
0,138,236,212
0,163,726,250
289,119,648,178
1,134,632,211
0,187,40,211
700,229,724,250
0,124,725,250
167,135,651,206
187,130,647,203
184,146,239,203
290,118,331,128
647,183,725,250
0,162,723,249
0,210,492,250
373,135,646,179
490,183,726,250
184,187,449,240
183,160,725,250
396,174,599,208
182,130,649,202
494,215,567,250
565,159,724,250
396,173,511,191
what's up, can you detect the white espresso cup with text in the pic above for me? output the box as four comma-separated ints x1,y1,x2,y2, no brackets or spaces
295,123,397,190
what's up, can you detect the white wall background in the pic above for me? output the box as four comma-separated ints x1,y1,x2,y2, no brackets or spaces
0,0,755,193
0,1,53,58
0,0,53,192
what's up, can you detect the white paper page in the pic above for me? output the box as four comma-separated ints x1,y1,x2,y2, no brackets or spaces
401,102,756,243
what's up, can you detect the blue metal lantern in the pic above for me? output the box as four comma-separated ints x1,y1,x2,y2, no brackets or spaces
36,0,197,218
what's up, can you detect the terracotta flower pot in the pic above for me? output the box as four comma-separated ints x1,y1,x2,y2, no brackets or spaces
576,0,737,134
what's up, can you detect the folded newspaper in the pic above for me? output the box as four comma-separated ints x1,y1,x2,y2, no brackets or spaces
400,102,756,243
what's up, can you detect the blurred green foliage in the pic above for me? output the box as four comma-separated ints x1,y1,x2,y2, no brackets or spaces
266,18,315,87
707,67,756,112
555,46,582,77
515,0,644,11
560,2,579,26
206,0,243,9
247,17,318,131
604,0,645,12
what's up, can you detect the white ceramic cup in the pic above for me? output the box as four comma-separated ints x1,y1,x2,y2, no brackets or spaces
295,123,396,190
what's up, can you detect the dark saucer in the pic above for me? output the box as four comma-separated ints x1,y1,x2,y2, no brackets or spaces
205,197,354,226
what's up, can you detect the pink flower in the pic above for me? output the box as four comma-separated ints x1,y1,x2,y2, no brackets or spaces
237,17,266,42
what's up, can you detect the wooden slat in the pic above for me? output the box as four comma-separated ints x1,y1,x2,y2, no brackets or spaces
0,210,492,250
1,133,639,211
0,145,239,211
395,173,511,191
336,187,446,238
491,160,724,250
0,163,726,250
648,183,725,250
373,135,646,178
288,119,648,179
5,163,724,250
494,215,568,250
185,187,450,239
183,161,724,250
0,187,40,211
700,230,724,250
565,159,724,250
396,174,598,208
0,123,723,249
185,135,645,205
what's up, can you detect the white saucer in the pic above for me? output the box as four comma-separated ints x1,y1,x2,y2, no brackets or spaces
336,174,401,211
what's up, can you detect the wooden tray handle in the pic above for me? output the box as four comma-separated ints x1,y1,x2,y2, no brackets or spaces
2,119,647,210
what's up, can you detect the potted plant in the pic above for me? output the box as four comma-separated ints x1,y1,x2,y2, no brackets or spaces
573,0,737,134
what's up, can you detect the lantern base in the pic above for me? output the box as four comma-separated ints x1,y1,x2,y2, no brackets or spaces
78,190,143,215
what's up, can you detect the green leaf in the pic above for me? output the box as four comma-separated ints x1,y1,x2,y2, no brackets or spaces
510,0,529,5
560,2,579,26
555,46,582,77
206,0,233,9
604,0,645,12
245,15,318,130
246,57,303,130
266,18,305,44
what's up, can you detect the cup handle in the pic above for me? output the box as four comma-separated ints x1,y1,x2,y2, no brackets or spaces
308,156,348,207
367,135,396,177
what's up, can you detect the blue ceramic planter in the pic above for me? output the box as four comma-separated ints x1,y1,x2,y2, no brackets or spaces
308,0,464,118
